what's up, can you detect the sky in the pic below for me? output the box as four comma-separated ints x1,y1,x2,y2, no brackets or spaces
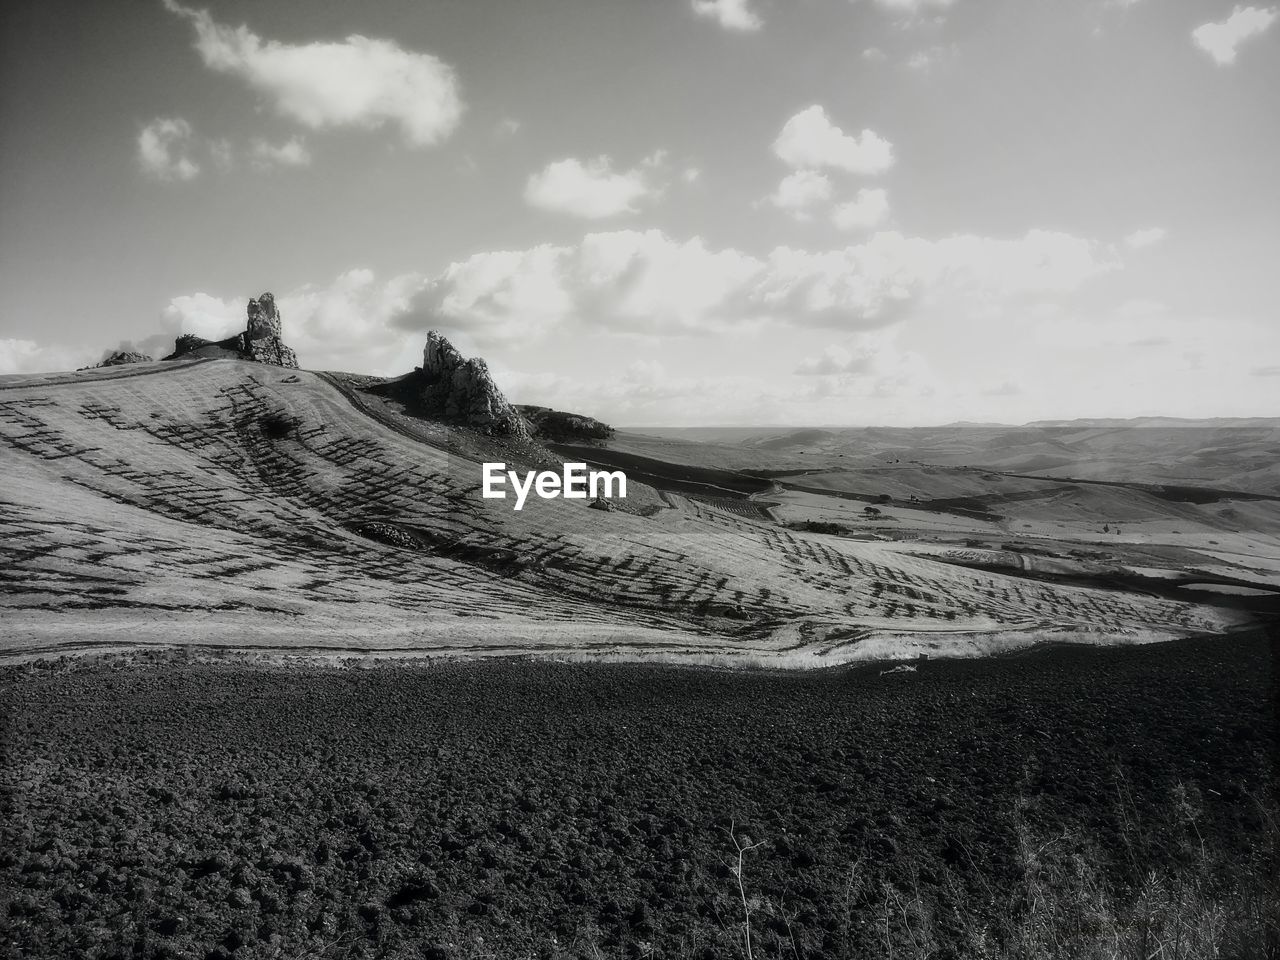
1,0,1277,426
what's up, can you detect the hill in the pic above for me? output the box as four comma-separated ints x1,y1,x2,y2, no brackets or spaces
679,421,1280,496
0,355,1256,665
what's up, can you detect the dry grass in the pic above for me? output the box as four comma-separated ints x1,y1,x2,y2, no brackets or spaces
855,784,1280,960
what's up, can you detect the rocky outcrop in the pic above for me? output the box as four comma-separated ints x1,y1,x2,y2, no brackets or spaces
98,350,153,367
420,332,528,436
164,293,298,368
243,333,298,368
169,335,213,357
241,293,298,368
518,406,614,443
246,293,282,340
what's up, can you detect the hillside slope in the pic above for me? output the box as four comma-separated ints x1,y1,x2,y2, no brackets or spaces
0,360,1250,664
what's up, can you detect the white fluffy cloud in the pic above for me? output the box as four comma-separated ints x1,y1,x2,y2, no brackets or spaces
162,0,463,145
765,170,833,219
406,228,1116,344
691,0,763,31
832,188,890,231
160,292,242,341
1124,227,1167,249
773,106,894,175
159,271,426,375
148,228,1115,379
249,137,311,170
1192,6,1277,65
138,117,200,181
524,155,662,219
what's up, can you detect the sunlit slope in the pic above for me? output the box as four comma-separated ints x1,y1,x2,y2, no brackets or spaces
0,360,1245,663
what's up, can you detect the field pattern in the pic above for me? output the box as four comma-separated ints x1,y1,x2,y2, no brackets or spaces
0,361,1244,663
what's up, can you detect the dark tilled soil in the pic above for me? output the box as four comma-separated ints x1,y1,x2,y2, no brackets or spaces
1,635,1276,960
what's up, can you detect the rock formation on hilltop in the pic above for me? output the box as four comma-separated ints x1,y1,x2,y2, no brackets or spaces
518,405,614,443
246,293,282,340
241,294,298,367
163,293,298,368
97,350,153,367
420,332,528,437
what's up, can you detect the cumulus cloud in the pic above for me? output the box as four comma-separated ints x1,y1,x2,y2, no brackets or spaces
1192,6,1277,65
524,154,663,219
162,0,463,145
1124,227,1167,249
832,188,890,231
151,228,1116,377
138,117,200,181
765,170,833,220
690,0,763,31
249,136,311,170
773,106,894,175
160,293,243,341
404,228,1116,344
159,271,427,375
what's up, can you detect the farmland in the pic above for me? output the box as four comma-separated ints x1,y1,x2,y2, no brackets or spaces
2,632,1274,959
0,360,1268,666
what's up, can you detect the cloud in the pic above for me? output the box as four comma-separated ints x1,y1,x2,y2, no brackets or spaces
209,138,235,170
1124,227,1167,249
405,227,1116,344
408,233,761,341
863,0,957,10
832,188,890,231
691,0,763,31
149,227,1116,379
795,343,875,376
524,155,662,219
159,271,427,375
0,339,96,375
793,331,934,406
493,118,522,139
162,0,463,145
906,44,958,72
249,136,311,170
160,293,243,341
138,117,200,181
855,0,958,25
773,106,894,175
765,170,833,220
1192,6,1277,65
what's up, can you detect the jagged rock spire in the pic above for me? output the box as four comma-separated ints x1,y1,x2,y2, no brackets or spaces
421,332,528,436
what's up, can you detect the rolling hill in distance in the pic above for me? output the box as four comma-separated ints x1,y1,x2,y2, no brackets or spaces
2,313,1277,667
